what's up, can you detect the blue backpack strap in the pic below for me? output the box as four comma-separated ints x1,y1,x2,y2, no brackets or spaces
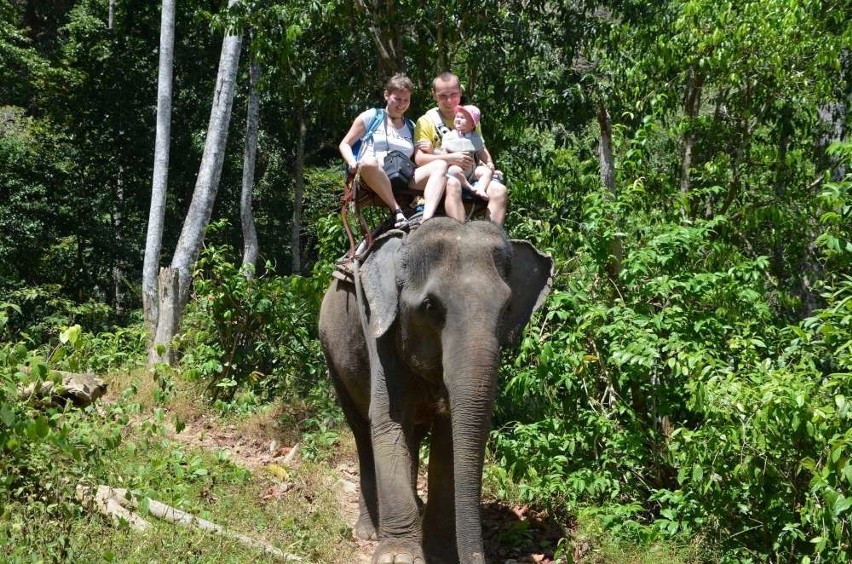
353,108,384,160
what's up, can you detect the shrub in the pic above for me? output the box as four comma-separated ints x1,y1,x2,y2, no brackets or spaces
177,239,327,404
0,315,130,561
490,147,852,560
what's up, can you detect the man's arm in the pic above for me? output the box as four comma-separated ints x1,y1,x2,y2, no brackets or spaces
477,146,495,170
413,114,474,169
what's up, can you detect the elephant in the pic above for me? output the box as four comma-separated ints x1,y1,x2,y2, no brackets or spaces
318,217,552,564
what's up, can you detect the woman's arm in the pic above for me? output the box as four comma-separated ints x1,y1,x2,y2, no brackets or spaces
339,116,367,172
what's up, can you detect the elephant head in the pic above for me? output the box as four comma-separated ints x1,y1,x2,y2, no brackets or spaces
361,219,551,347
320,217,552,564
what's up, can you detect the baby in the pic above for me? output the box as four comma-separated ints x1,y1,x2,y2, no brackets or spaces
440,105,497,200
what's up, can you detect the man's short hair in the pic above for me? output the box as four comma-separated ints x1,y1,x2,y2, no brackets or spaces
432,71,460,92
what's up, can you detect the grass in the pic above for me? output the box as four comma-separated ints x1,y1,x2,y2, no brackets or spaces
481,458,712,563
0,367,358,564
567,510,711,563
1,363,715,564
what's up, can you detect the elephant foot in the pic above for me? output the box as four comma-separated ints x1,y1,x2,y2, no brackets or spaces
354,514,378,541
372,538,425,564
422,540,457,564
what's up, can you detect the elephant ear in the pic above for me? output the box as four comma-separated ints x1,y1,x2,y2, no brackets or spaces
360,232,404,338
500,240,554,348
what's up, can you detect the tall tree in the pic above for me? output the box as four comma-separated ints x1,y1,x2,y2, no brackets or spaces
150,0,242,364
240,32,260,277
290,104,306,273
143,0,176,352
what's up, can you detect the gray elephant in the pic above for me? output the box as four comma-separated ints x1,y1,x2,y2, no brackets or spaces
319,218,552,564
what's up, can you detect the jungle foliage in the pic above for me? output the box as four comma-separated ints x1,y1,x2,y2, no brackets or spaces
1,0,851,561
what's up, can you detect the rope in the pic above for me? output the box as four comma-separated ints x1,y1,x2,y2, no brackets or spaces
341,172,358,260
340,170,374,261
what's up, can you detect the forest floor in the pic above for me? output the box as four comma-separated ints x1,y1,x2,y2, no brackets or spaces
167,411,571,563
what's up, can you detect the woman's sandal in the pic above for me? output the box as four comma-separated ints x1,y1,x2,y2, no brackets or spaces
392,208,409,230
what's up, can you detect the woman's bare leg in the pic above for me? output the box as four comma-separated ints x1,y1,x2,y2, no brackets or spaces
360,157,402,213
412,159,448,221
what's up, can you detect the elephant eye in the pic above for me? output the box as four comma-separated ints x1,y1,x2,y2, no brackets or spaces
420,295,445,323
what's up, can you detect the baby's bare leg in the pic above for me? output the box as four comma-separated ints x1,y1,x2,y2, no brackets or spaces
448,165,474,190
470,166,492,200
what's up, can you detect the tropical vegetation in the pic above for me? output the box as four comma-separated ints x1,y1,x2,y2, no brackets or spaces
1,0,850,561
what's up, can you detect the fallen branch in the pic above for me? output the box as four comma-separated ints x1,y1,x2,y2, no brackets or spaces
282,442,300,465
76,485,151,531
77,485,302,561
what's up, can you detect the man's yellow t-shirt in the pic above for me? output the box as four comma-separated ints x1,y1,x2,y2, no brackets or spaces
414,108,483,151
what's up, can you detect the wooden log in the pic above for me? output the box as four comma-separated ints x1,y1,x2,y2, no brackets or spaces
78,485,302,561
76,485,151,531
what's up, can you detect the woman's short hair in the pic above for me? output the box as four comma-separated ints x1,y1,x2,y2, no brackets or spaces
385,73,414,94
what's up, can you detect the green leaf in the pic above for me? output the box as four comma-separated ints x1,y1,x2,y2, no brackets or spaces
833,496,851,516
30,416,49,439
59,324,82,346
0,404,17,427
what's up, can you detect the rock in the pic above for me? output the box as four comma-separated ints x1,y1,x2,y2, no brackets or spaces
20,370,107,408
335,479,358,495
269,439,280,453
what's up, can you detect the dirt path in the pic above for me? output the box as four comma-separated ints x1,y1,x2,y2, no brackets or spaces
168,413,376,562
169,413,568,563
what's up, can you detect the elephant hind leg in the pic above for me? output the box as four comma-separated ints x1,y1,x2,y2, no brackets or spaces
421,414,457,563
330,377,378,540
411,423,430,514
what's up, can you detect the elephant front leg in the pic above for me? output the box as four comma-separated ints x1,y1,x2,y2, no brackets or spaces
371,420,425,564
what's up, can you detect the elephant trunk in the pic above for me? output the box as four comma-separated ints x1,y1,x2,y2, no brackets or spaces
444,333,500,564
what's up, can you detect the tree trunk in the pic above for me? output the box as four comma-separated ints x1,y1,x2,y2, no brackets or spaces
108,0,116,30
354,0,404,73
816,47,850,182
150,267,179,365
597,100,615,194
112,166,125,315
149,0,242,365
143,0,176,343
241,43,261,278
436,11,446,73
597,99,621,279
804,47,850,315
290,107,306,274
680,69,703,217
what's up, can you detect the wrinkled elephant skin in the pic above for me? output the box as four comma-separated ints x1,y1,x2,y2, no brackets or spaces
319,218,552,564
